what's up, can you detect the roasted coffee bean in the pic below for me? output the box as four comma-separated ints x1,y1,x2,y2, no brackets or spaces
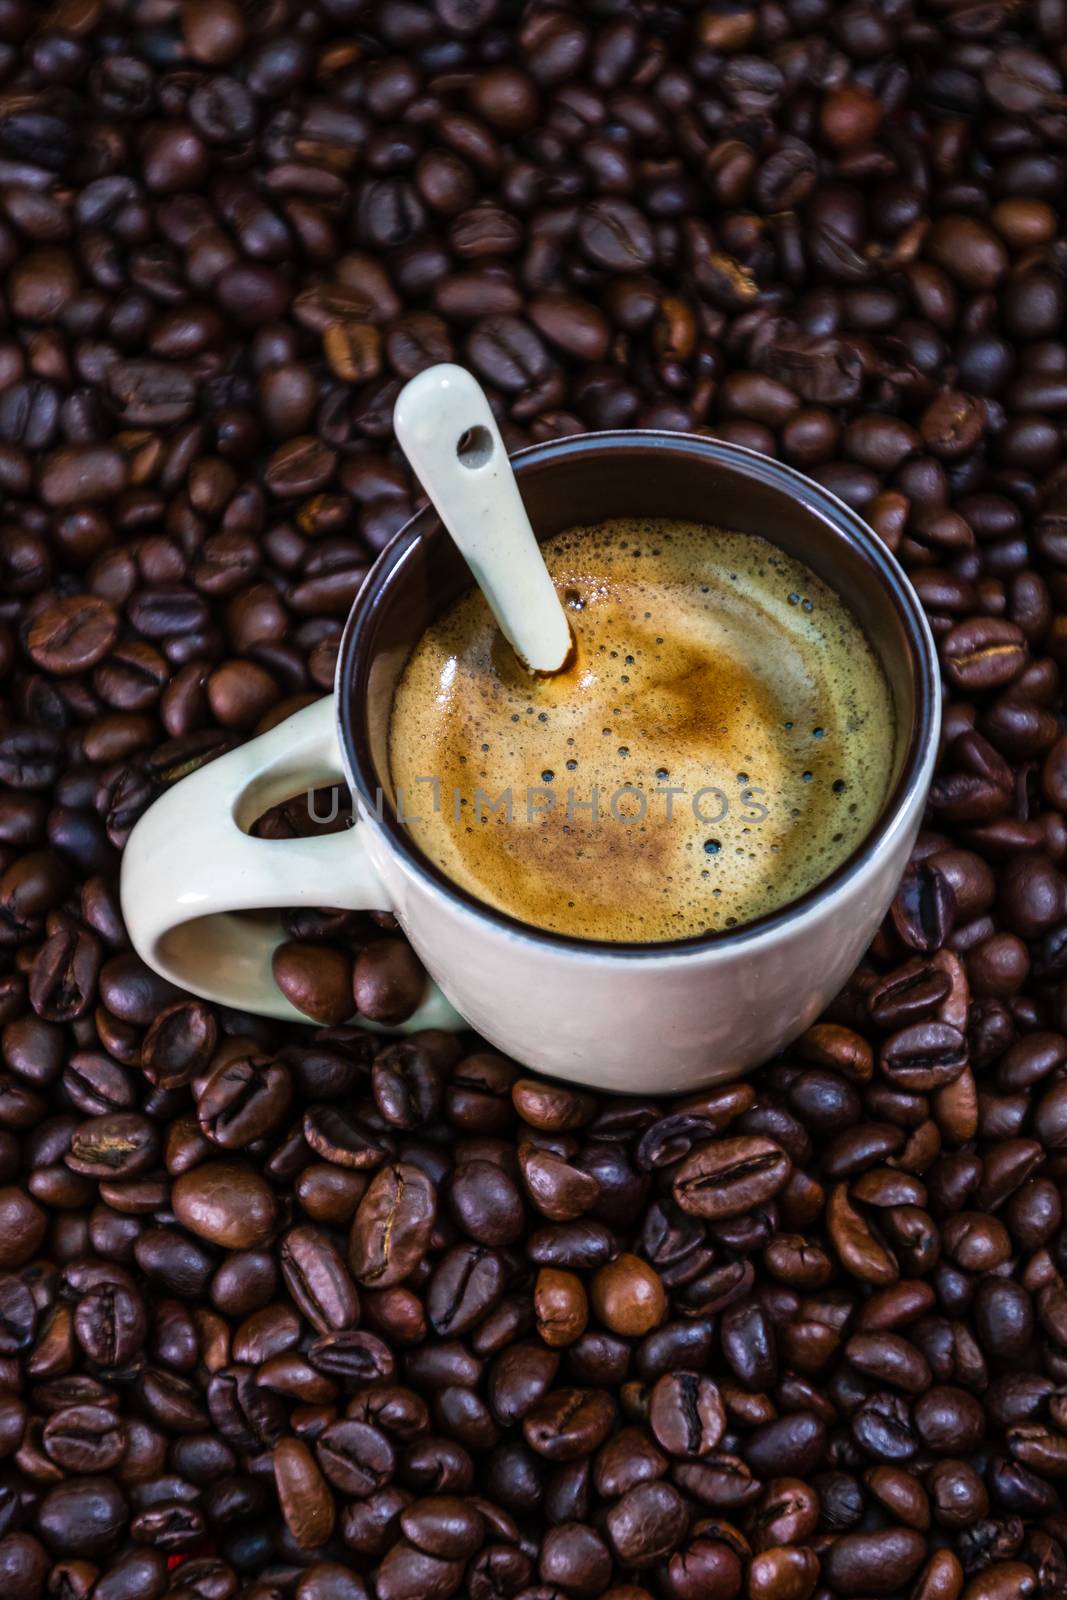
941,620,1028,693
845,1333,931,1394
880,1022,969,1091
448,1161,524,1248
353,941,426,1025
926,1458,988,1528
0,1276,36,1356
914,1386,986,1454
578,201,656,272
36,1478,129,1559
307,1329,394,1384
519,1143,600,1220
534,1268,587,1348
672,1138,790,1218
749,1545,820,1600
648,1372,726,1458
73,1282,145,1366
892,865,957,953
523,1388,615,1461
66,1112,158,1177
281,1225,360,1334
400,1495,483,1560
467,316,553,398
316,1419,396,1498
273,943,354,1026
140,1001,217,1089
374,1541,463,1600
274,1436,335,1549
373,1038,451,1130
171,1162,277,1249
487,1340,559,1426
592,1426,667,1500
28,598,118,678
350,1163,437,1288
827,1183,899,1284
744,1413,827,1477
606,1481,688,1568
821,1527,927,1595
427,1244,507,1336
42,1406,126,1473
540,1520,612,1593
589,1254,666,1336
197,1051,292,1148
867,960,952,1028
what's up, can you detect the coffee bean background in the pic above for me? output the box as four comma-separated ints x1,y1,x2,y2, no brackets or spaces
1,3,1067,1600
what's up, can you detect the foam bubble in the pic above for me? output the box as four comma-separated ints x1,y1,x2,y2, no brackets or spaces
390,519,896,942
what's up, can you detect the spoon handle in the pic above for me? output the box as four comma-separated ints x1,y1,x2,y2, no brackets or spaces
394,364,573,674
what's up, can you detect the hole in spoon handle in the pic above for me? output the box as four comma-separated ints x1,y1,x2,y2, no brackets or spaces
456,425,494,470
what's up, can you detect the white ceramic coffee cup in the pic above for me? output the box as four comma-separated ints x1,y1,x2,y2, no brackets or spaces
120,432,939,1094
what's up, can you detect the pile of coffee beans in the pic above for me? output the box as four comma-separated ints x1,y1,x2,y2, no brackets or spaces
4,1,1067,1599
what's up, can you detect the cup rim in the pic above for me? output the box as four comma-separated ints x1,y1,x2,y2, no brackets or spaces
336,429,940,959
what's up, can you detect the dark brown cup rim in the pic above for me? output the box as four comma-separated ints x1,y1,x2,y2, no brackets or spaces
336,430,939,958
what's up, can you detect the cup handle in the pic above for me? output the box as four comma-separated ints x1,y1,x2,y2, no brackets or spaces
120,696,462,1031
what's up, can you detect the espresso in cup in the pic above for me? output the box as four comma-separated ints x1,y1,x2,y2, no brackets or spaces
390,516,894,942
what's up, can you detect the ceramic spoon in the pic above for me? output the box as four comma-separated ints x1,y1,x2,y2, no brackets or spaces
393,363,573,675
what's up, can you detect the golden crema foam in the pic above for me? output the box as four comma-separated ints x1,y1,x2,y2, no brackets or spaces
389,518,895,943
